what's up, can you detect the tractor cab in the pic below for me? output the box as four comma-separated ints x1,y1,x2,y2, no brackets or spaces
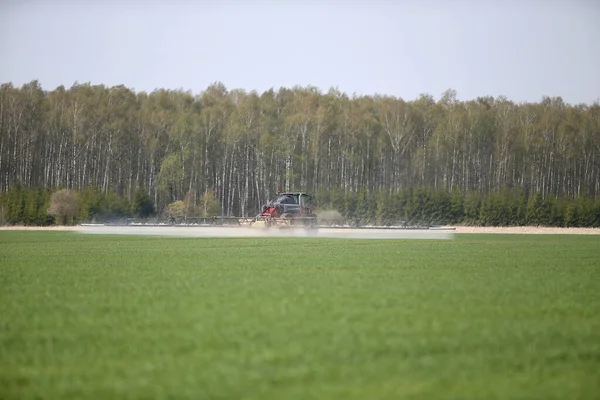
270,193,300,206
261,192,315,217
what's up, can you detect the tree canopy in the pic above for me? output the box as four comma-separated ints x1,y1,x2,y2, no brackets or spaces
1,81,599,226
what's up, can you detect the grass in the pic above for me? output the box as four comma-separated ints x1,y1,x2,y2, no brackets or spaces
1,231,599,400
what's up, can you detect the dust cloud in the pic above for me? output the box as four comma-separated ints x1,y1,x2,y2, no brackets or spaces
76,225,455,240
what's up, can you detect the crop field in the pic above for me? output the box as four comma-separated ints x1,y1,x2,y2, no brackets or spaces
1,231,599,400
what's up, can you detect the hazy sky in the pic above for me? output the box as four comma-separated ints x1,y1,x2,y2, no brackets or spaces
1,0,599,104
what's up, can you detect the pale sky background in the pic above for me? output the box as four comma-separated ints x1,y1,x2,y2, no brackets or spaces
1,0,599,104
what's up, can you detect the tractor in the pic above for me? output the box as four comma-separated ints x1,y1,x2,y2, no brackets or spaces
250,192,319,232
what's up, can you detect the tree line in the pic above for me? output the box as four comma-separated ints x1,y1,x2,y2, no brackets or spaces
2,185,599,228
1,80,599,226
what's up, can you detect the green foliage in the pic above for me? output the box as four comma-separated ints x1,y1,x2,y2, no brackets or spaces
200,189,221,217
479,193,504,226
449,190,465,224
404,188,438,225
594,201,600,227
132,188,155,218
305,187,600,228
157,153,184,203
526,193,551,226
0,186,53,226
548,197,566,227
506,189,527,226
375,191,386,225
2,186,599,227
76,187,132,222
314,187,330,210
342,191,355,218
478,189,526,227
576,197,597,227
97,191,131,221
79,187,131,222
330,189,345,214
463,190,482,225
355,186,369,221
431,190,452,225
1,232,599,400
7,185,25,223
564,202,578,227
0,202,7,225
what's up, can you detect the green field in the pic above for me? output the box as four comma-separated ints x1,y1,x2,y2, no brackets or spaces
1,231,599,400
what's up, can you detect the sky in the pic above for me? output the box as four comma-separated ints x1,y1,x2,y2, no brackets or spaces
1,0,599,104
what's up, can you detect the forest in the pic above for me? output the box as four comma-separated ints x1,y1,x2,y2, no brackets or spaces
1,80,599,227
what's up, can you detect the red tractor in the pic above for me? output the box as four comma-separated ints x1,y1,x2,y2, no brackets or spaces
251,192,318,231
